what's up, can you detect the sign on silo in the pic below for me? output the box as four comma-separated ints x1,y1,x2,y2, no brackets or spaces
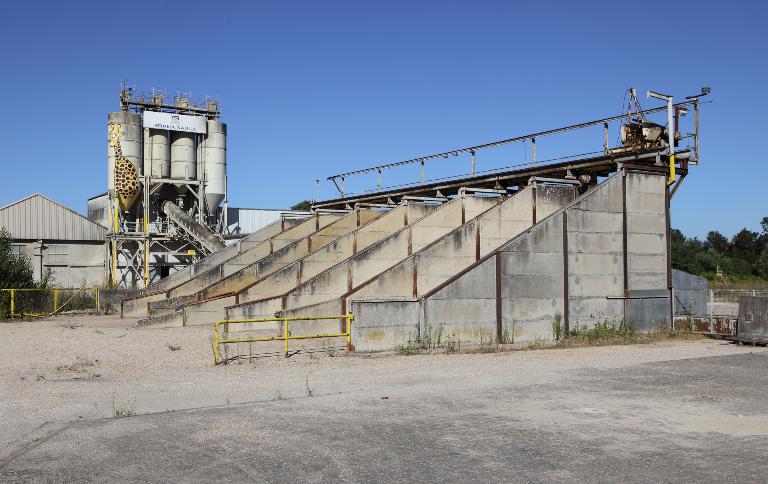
143,111,207,134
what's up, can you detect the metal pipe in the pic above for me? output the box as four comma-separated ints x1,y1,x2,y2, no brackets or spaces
694,99,699,162
647,90,676,185
531,138,536,166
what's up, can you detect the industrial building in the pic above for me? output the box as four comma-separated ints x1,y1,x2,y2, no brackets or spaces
0,194,107,286
119,87,709,353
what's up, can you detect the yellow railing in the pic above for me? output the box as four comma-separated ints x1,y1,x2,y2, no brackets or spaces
213,314,354,364
0,288,100,318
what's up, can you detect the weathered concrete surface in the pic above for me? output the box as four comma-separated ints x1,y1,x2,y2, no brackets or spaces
121,216,316,317
349,173,671,351
3,332,766,483
167,213,345,299
135,212,371,327
344,185,574,350
121,291,167,318
350,300,420,352
673,269,708,316
352,185,574,302
143,218,300,296
168,205,433,328
194,209,384,300
226,196,501,326
736,296,768,341
247,187,573,342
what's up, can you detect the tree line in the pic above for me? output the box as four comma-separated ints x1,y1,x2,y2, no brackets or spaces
672,217,768,282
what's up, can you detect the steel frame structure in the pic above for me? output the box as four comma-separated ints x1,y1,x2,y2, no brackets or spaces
315,99,702,210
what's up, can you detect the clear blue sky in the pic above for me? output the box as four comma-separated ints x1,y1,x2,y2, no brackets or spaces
1,0,765,239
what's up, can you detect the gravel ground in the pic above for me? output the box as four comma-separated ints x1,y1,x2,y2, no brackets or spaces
1,315,766,482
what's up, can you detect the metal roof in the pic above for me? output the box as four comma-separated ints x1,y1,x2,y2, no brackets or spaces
0,194,107,241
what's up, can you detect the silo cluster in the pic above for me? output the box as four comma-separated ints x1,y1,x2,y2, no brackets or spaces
106,108,227,218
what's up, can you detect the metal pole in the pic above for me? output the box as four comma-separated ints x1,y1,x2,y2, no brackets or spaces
603,122,609,154
666,97,675,185
420,160,425,184
214,322,220,364
283,319,289,357
10,289,14,316
470,150,476,177
346,316,353,351
694,99,699,162
531,138,536,166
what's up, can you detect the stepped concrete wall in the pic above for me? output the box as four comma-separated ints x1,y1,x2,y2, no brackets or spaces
350,172,671,352
226,196,500,325
166,213,344,299
161,203,435,328
123,215,334,318
121,218,304,318
195,209,383,300
350,185,575,302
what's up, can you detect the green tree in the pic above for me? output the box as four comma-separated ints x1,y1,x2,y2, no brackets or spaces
291,200,313,211
706,231,729,254
758,245,768,280
0,228,36,317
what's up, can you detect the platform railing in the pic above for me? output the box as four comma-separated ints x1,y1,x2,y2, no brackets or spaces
0,288,100,318
213,314,354,364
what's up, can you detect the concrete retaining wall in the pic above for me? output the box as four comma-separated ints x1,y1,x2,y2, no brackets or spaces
736,296,768,340
226,196,501,322
163,203,434,327
195,209,383,300
167,213,344,298
349,172,671,351
121,215,323,317
350,185,575,302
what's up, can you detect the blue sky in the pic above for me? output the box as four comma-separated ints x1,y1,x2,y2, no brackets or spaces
1,0,765,238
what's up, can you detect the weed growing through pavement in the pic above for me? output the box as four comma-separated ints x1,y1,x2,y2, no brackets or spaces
552,312,563,341
112,394,136,418
397,341,422,356
274,387,285,400
395,319,703,356
166,343,182,351
305,377,314,397
323,340,336,357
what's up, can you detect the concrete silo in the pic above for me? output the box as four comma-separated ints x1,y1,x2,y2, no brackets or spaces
105,85,230,289
107,111,142,196
170,132,196,184
202,120,227,214
144,129,170,179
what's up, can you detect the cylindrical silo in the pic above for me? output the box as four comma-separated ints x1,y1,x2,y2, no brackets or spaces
170,132,196,184
143,129,170,179
107,111,142,195
202,120,227,214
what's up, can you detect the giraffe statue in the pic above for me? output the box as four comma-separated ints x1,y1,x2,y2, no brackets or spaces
108,123,142,211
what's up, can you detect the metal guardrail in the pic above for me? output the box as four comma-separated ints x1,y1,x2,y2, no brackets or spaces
213,314,354,364
0,288,100,318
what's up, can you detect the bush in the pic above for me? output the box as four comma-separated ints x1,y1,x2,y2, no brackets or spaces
0,228,38,318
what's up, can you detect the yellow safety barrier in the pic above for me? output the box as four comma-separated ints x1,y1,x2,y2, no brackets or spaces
213,314,354,364
0,288,100,318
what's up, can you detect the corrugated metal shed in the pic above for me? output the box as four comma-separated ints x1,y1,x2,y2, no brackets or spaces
0,194,108,241
227,207,306,234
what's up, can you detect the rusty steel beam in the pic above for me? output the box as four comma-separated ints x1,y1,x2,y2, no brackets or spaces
315,149,690,210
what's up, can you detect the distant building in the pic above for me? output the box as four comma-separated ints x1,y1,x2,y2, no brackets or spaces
226,207,308,235
0,194,107,287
